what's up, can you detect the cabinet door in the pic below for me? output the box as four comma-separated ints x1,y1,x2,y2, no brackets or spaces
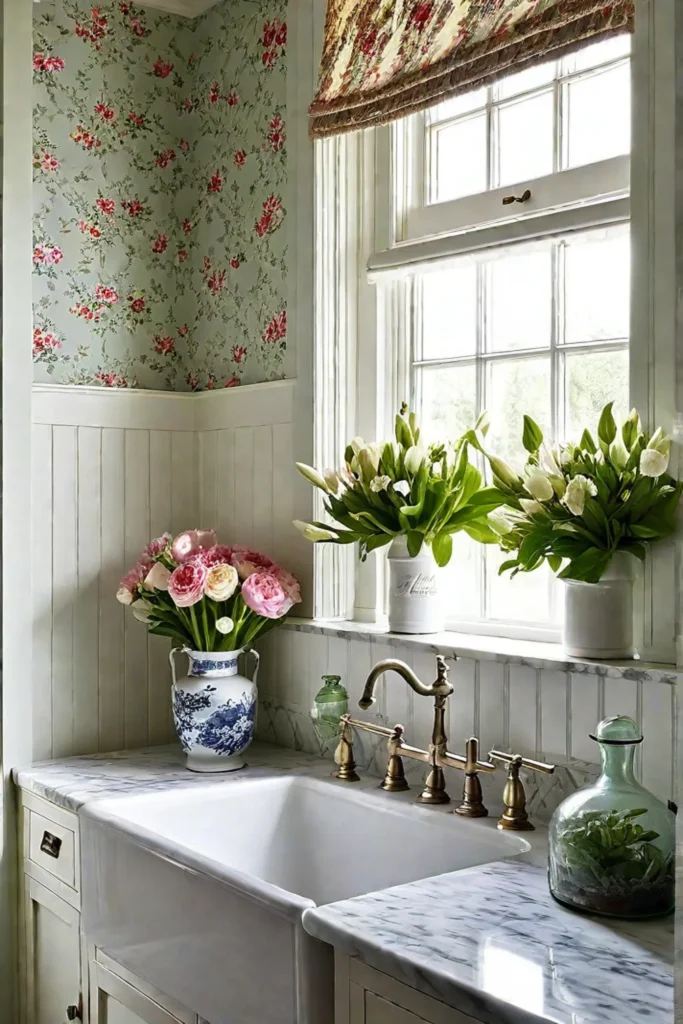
22,877,82,1024
90,961,193,1024
365,992,429,1024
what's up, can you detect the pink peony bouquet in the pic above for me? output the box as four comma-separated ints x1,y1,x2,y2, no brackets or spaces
116,529,301,652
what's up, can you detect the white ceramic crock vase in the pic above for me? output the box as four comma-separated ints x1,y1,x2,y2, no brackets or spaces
387,536,444,634
563,552,636,659
169,647,259,772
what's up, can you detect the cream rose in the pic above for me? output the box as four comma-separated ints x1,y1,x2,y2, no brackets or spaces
204,563,239,601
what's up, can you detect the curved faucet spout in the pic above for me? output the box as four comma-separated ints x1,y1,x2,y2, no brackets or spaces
358,654,453,710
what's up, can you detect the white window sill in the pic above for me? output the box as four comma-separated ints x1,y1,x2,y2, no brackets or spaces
282,617,682,683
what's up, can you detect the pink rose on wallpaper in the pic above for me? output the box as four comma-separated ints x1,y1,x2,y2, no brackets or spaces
70,125,101,150
33,247,46,265
206,375,217,390
234,149,246,168
255,194,284,237
94,101,115,121
156,149,176,168
275,22,287,45
186,371,199,390
242,572,293,619
207,172,222,193
183,97,196,112
34,53,66,72
96,198,116,215
209,82,221,104
122,199,144,217
262,50,276,68
75,8,108,48
261,19,286,68
33,328,63,358
95,284,119,304
153,335,174,355
224,376,240,388
152,57,174,78
230,257,240,269
262,309,287,344
180,139,190,153
33,245,64,266
207,270,225,295
177,249,188,262
95,372,131,388
177,324,189,337
36,149,59,172
152,234,168,253
268,114,286,151
128,294,145,313
127,111,145,127
232,345,246,363
203,257,212,272
181,219,192,234
226,91,239,107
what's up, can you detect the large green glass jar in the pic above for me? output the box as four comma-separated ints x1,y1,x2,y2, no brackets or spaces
548,715,675,918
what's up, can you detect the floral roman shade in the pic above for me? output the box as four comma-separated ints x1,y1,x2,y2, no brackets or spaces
309,0,634,138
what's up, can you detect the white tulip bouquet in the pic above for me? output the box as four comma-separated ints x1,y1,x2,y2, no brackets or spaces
293,403,503,567
470,403,682,583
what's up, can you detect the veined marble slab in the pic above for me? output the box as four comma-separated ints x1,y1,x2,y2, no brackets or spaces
303,859,673,1024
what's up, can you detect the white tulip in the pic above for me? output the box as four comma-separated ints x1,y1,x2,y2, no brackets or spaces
295,462,329,492
350,436,366,456
539,444,561,477
293,520,338,541
640,448,669,478
144,561,171,591
216,617,234,635
131,600,152,624
393,479,411,497
116,587,134,606
370,474,391,493
519,498,544,516
324,468,341,494
523,467,554,502
562,475,598,516
488,509,514,536
404,446,425,474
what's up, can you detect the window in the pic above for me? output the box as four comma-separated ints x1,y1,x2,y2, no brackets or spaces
365,36,633,640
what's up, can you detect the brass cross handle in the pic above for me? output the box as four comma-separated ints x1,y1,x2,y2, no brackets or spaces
488,750,556,832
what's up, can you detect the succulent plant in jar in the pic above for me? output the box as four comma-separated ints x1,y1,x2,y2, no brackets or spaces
548,715,674,918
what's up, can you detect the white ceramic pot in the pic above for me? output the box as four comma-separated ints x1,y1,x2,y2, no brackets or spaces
169,647,259,772
387,536,444,634
563,552,636,659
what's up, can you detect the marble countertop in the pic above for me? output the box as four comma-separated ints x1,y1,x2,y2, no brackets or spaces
14,743,673,1024
303,860,673,1024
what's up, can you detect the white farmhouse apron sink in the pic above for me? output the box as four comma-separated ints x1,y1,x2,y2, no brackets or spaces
80,772,529,1024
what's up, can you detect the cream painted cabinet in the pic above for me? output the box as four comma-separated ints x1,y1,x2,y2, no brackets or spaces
18,787,198,1024
337,954,484,1024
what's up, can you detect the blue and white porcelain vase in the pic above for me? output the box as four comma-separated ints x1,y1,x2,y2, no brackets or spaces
169,647,259,773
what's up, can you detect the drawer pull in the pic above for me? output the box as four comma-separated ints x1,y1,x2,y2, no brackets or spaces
66,1002,81,1020
40,830,62,859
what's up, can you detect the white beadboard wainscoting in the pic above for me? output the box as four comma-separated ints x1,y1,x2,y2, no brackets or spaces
255,625,680,817
31,380,296,761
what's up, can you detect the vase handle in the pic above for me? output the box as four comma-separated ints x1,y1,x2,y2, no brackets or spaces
244,647,260,684
168,647,183,686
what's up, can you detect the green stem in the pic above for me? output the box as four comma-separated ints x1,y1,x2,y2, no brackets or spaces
201,599,213,652
188,605,203,651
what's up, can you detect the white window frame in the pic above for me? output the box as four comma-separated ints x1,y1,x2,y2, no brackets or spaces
313,0,683,665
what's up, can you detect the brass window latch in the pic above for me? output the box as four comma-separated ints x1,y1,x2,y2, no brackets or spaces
488,750,556,831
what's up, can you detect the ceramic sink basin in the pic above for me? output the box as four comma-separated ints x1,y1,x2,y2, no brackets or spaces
80,772,529,1024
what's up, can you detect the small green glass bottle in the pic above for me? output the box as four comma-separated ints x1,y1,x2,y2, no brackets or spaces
548,715,675,918
311,675,349,739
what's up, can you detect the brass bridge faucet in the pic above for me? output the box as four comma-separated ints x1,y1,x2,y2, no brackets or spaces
336,654,496,817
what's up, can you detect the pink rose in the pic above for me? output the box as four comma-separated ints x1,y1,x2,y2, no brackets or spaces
168,561,207,607
271,565,301,604
241,571,293,619
230,546,275,580
171,528,217,563
189,544,234,568
145,532,171,558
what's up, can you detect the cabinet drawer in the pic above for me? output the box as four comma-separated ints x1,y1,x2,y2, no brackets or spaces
28,809,77,890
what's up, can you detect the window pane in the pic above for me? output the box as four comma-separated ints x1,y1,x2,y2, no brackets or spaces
428,88,487,124
562,34,631,75
420,263,477,359
495,61,556,100
442,533,481,619
486,546,553,624
418,364,477,443
486,356,551,466
487,249,552,352
564,348,629,442
564,231,630,343
432,115,487,203
565,62,631,168
497,91,554,187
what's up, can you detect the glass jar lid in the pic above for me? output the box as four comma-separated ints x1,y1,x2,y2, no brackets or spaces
590,714,643,745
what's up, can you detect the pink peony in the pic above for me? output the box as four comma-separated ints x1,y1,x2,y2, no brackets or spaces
189,544,234,568
230,546,275,580
168,561,207,607
117,556,152,603
241,571,293,619
171,528,217,563
145,532,171,558
271,565,302,604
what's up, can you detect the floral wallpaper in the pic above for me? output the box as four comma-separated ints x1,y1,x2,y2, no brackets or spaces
33,0,289,390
